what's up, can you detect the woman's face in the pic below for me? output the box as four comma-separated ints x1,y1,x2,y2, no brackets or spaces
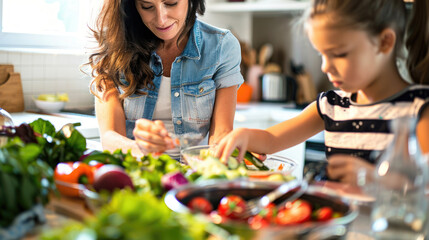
135,0,189,43
307,15,385,93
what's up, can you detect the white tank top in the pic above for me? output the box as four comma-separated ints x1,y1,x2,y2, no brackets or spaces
152,76,180,159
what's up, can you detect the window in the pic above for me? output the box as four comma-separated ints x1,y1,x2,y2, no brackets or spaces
0,0,100,50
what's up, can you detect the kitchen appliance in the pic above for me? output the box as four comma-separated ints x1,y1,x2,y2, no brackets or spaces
260,73,297,102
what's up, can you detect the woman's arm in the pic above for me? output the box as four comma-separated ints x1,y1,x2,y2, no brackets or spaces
208,85,237,144
95,87,143,158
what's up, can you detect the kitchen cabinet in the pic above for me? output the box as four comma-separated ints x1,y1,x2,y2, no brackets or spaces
207,0,309,13
200,0,326,94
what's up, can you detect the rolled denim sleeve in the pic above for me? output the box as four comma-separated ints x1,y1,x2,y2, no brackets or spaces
213,31,244,89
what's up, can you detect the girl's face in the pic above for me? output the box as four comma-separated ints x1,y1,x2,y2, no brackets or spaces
135,0,188,43
307,15,385,93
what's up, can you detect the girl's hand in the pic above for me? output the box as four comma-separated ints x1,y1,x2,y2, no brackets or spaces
214,128,251,162
133,119,175,154
326,154,375,186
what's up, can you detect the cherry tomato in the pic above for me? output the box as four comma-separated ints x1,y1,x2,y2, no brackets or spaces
217,195,247,220
187,197,213,214
248,214,270,229
258,203,277,221
312,206,333,221
276,199,312,225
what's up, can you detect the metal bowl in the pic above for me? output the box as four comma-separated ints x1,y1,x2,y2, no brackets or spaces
181,145,297,180
165,179,359,239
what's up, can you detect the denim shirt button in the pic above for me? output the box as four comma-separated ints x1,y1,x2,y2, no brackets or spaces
177,59,181,63
199,87,204,93
174,92,180,97
176,120,182,125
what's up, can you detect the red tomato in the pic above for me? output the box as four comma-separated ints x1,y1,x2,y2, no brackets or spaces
248,215,270,229
312,206,333,221
276,199,312,225
258,203,277,221
217,195,247,220
187,197,213,214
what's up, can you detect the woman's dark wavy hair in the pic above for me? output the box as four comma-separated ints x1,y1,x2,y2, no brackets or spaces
87,0,205,99
303,0,429,84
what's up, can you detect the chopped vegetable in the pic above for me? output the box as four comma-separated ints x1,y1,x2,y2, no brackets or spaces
231,149,269,171
161,171,189,191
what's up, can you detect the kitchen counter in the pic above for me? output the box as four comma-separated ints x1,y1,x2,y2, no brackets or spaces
10,111,102,151
10,111,99,140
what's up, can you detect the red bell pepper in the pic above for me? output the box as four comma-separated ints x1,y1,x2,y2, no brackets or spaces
54,162,95,197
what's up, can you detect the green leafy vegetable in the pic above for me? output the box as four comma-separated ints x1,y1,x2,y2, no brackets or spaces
41,190,220,240
0,138,54,227
29,119,87,168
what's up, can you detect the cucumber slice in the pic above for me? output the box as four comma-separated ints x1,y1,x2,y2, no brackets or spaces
231,149,269,171
227,156,239,169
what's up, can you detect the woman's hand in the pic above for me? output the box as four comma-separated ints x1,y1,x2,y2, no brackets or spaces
133,119,175,154
214,128,251,162
326,154,375,186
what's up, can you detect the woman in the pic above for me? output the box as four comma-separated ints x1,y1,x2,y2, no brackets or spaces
87,0,244,159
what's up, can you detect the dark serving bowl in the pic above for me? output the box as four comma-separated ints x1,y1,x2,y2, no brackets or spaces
165,179,359,240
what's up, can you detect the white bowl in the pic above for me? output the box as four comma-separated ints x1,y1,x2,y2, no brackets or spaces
34,99,65,113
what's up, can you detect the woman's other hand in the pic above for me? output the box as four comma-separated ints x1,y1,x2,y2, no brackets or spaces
133,119,175,154
327,154,375,186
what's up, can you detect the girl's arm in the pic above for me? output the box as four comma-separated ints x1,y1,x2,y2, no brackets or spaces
216,101,324,161
208,85,237,144
263,102,325,153
417,106,429,154
95,87,143,158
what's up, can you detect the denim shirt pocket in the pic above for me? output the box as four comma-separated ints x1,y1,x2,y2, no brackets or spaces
182,79,216,123
123,93,147,121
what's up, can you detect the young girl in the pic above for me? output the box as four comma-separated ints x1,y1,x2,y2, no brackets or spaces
215,0,429,185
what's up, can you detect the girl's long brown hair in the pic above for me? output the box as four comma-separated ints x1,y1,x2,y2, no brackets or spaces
304,0,429,85
87,0,205,99
406,0,429,84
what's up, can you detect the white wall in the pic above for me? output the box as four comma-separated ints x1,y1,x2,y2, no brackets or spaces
0,50,94,111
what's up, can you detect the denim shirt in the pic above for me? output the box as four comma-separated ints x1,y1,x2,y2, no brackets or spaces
119,20,244,140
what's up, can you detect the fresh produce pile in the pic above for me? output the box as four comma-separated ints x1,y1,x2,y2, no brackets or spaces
0,117,298,239
187,194,344,230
